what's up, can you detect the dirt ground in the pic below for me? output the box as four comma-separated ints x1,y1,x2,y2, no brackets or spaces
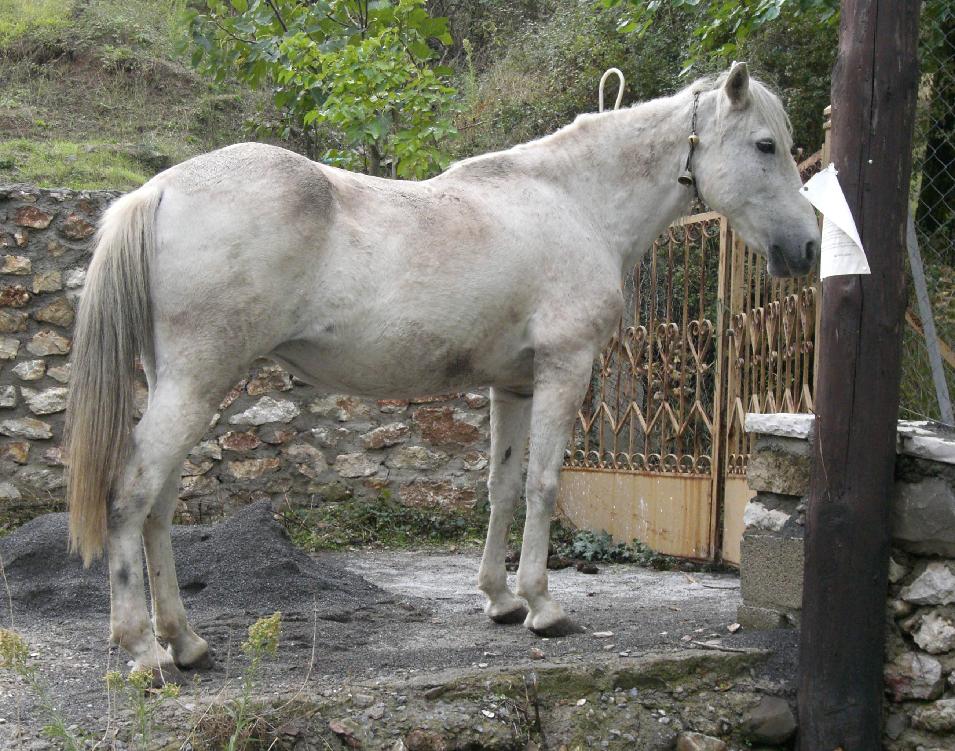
0,502,796,749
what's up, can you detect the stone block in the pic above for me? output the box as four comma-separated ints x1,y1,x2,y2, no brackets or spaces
893,476,955,557
739,532,804,611
398,480,476,510
884,652,944,701
746,436,811,496
901,562,955,605
413,406,485,447
736,604,792,630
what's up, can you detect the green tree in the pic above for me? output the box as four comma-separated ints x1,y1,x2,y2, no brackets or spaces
186,0,459,177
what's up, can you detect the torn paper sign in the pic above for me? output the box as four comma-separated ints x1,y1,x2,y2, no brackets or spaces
799,164,871,279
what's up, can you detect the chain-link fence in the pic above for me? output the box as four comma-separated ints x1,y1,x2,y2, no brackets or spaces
901,7,954,423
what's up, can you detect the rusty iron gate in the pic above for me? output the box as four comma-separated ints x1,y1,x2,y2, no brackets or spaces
558,151,824,565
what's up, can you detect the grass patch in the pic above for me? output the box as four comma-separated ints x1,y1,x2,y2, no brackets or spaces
0,138,148,189
282,494,493,551
0,0,72,48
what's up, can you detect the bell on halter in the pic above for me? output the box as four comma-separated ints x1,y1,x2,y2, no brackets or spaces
678,169,695,186
688,134,700,146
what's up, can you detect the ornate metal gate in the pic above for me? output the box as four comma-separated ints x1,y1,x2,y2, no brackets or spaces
558,152,823,564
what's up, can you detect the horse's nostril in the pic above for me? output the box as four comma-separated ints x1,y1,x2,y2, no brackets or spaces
805,240,817,262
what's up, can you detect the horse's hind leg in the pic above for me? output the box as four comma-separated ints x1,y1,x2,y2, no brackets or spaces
142,470,212,670
108,377,224,681
478,388,531,624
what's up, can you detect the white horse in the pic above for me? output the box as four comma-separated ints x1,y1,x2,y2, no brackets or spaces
65,62,819,680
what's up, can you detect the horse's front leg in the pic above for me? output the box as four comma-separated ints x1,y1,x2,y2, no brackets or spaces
478,388,532,624
516,353,593,637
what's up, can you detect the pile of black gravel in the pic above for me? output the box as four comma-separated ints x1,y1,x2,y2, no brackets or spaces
0,501,391,622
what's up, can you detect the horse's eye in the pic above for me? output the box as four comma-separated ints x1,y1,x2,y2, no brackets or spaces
756,139,776,154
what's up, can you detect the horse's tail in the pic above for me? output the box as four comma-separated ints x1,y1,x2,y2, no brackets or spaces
66,184,161,566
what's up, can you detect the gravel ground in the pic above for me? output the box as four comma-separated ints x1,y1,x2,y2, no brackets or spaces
0,502,795,745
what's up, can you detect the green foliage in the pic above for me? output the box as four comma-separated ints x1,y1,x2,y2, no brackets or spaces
604,0,837,66
285,494,493,550
0,139,150,189
0,0,72,47
549,528,678,569
186,0,459,176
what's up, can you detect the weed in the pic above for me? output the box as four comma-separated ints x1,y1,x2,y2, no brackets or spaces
0,628,87,749
105,668,181,751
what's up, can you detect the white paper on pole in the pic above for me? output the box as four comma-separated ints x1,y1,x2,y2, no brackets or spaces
799,164,871,279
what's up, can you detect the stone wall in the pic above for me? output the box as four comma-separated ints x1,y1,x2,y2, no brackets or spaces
737,414,955,749
0,186,492,522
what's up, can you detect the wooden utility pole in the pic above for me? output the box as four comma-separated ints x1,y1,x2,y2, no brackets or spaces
798,2,920,749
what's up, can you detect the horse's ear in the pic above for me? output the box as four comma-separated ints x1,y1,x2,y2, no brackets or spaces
724,61,750,108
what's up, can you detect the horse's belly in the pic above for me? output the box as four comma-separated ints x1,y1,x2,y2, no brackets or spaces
270,329,533,398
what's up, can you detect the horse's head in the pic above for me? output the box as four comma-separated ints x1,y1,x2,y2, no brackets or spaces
693,63,820,277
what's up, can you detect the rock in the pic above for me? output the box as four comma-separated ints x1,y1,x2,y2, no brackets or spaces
361,423,410,450
901,562,955,605
413,406,485,447
218,380,247,410
463,450,488,471
1,255,31,274
0,441,29,464
64,268,86,288
0,336,19,359
0,309,27,332
529,647,545,660
311,426,350,447
179,474,218,499
32,271,62,294
15,465,64,491
0,385,16,408
334,452,380,478
741,696,796,745
15,206,53,229
307,481,352,502
377,399,409,413
46,239,65,256
228,396,300,426
913,609,955,654
0,284,30,307
0,481,21,501
227,458,282,480
676,732,727,751
387,445,449,471
21,387,68,415
13,229,27,247
284,443,328,477
182,459,213,476
26,330,70,356
745,412,815,439
41,446,63,466
46,363,70,383
12,360,45,380
404,728,447,751
328,718,364,749
398,480,476,510
0,417,53,440
309,395,371,422
246,365,292,396
911,698,955,733
743,500,790,532
189,440,222,461
884,651,944,701
60,212,95,240
33,297,74,327
884,712,907,740
218,431,262,452
893,476,955,557
888,557,908,584
464,392,489,409
746,437,811,496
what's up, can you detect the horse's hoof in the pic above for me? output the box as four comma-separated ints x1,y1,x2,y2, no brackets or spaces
529,618,585,638
177,648,214,671
489,604,529,625
149,663,186,688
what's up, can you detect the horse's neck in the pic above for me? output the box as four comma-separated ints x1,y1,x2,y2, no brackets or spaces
520,95,697,270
